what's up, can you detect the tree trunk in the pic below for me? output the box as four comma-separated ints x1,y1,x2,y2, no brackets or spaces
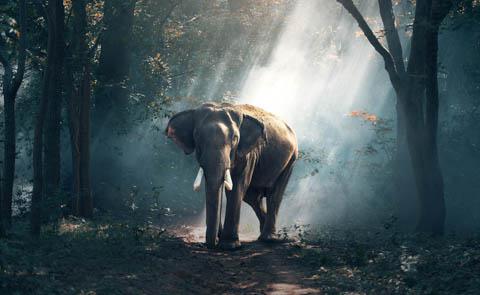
66,0,93,217
400,86,445,234
31,82,48,236
94,0,136,134
337,0,451,234
31,0,64,235
416,0,452,233
67,68,92,217
0,168,5,237
0,0,27,228
3,92,15,227
393,95,418,229
91,0,136,208
43,0,65,200
79,68,93,217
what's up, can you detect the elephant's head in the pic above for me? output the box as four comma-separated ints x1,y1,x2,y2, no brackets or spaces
165,104,266,248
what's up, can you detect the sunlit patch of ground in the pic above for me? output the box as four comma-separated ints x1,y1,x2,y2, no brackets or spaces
171,223,261,244
170,203,264,244
267,283,320,295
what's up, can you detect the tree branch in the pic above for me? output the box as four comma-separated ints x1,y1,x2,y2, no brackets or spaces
378,0,406,76
337,0,402,91
11,0,27,95
0,41,13,94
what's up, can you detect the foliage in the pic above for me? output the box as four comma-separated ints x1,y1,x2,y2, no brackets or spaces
291,228,480,293
0,216,169,294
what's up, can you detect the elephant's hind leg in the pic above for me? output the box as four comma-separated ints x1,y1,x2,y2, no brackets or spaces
244,188,267,233
259,156,296,242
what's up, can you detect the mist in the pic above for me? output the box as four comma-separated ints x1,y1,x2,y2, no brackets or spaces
113,0,399,236
94,0,480,237
2,0,480,293
238,0,394,229
6,0,476,237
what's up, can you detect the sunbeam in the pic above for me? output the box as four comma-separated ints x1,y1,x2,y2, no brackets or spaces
237,0,394,228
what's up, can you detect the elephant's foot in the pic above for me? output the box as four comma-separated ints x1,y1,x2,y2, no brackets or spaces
258,232,284,243
218,239,241,251
205,237,218,249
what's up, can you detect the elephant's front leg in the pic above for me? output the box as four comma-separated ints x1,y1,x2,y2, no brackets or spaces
218,184,244,250
219,159,255,250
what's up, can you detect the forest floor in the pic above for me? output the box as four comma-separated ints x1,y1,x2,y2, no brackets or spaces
1,214,480,294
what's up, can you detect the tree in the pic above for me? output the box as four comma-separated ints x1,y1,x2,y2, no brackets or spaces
90,0,136,209
31,0,65,235
336,0,453,234
94,0,137,134
0,0,26,228
43,0,65,201
65,0,93,217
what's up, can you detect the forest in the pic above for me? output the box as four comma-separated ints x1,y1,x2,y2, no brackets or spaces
0,0,479,294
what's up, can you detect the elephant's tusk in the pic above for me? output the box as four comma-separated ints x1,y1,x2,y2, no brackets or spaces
193,167,204,192
224,169,233,191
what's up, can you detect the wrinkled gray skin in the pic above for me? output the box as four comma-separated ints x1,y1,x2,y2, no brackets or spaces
166,103,298,250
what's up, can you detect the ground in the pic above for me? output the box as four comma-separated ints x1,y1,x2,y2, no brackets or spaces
1,215,480,294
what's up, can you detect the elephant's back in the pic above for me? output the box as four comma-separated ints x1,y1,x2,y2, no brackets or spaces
235,104,277,122
236,104,298,188
236,104,297,146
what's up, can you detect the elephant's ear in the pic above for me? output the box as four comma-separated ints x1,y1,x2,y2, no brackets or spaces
238,115,266,158
165,110,195,154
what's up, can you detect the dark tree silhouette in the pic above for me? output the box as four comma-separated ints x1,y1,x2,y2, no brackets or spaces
337,0,452,234
43,0,65,202
65,0,93,217
0,0,26,229
94,0,136,134
31,0,65,235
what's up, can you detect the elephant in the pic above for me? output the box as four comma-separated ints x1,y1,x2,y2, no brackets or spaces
165,102,298,250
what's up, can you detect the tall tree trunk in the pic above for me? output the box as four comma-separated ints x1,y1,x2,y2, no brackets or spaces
0,0,27,228
67,68,92,217
66,0,93,217
94,0,136,134
416,0,452,233
0,168,4,237
337,0,451,234
91,0,136,208
3,92,16,227
44,0,65,200
79,68,92,217
377,0,416,228
31,80,48,236
393,94,418,228
31,0,64,235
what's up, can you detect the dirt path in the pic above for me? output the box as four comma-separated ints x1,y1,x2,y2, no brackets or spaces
149,226,320,294
4,219,479,294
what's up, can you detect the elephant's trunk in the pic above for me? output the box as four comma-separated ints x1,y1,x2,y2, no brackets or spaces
200,164,232,248
205,182,222,249
195,146,232,248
